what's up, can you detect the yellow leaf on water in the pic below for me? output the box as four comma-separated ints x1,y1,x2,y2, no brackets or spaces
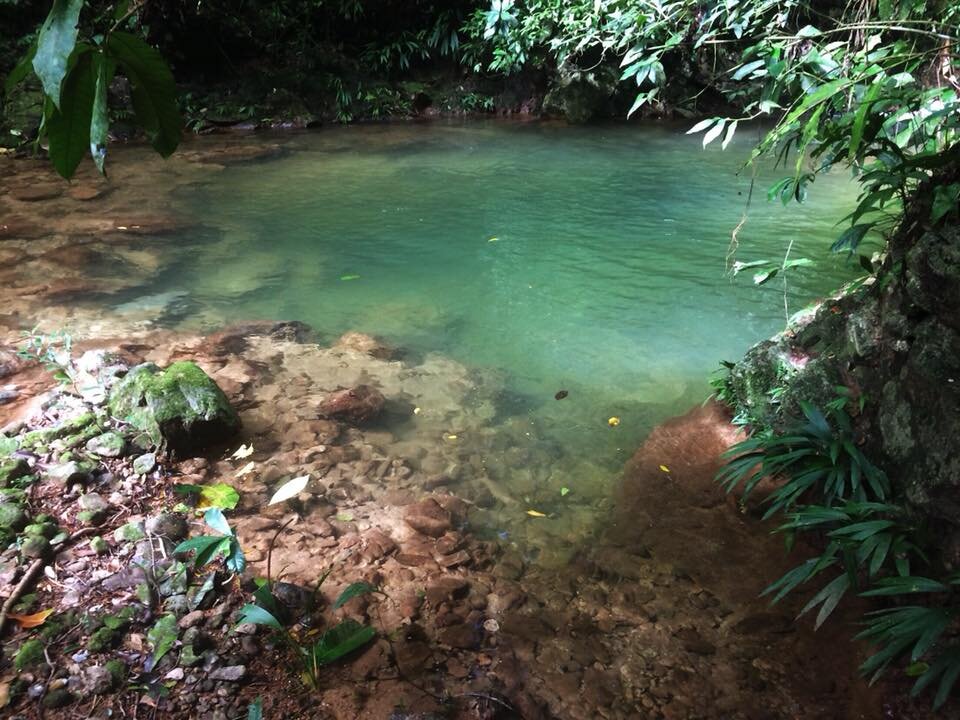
445,434,458,440
608,416,621,427
526,509,548,518
488,236,499,242
659,465,670,473
8,608,54,629
235,461,256,477
231,444,254,460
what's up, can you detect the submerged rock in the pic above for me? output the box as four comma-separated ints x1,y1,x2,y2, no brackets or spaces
334,331,397,360
318,384,385,425
108,362,240,453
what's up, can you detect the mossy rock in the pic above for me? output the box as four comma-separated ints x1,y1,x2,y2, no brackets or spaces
105,659,128,686
42,688,74,709
108,362,239,453
0,458,30,488
14,638,44,670
0,502,28,534
21,412,96,448
20,535,50,559
87,626,122,652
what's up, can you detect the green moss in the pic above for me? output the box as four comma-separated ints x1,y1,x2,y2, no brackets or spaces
108,362,239,451
14,638,44,670
23,521,58,538
0,458,30,488
87,626,121,652
0,502,28,533
20,535,50,559
21,412,96,448
105,659,127,686
42,688,74,708
77,509,107,526
13,593,37,613
90,536,109,554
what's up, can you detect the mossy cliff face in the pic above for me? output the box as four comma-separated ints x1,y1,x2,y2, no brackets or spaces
725,221,960,565
108,362,240,453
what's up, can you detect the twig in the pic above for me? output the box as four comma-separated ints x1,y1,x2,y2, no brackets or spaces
0,527,97,635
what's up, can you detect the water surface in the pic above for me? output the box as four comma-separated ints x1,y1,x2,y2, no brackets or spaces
149,121,861,467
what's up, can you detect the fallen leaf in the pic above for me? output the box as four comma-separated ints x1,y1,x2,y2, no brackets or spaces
659,465,670,473
555,390,569,400
413,407,421,415
232,444,254,459
608,416,621,427
197,483,241,510
526,509,548,518
445,434,458,440
340,274,361,281
488,236,499,242
560,487,570,496
268,475,309,505
236,461,256,477
7,608,54,629
335,512,354,522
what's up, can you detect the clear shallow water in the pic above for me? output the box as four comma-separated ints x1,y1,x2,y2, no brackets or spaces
145,121,861,467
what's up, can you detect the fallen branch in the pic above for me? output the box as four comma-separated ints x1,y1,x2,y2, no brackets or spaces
0,527,98,635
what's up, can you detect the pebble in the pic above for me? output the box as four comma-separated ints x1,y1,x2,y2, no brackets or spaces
208,665,246,682
133,453,157,475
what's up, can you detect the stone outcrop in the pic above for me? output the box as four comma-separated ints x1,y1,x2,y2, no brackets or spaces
724,216,960,565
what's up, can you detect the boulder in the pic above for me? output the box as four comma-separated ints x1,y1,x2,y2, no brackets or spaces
318,385,385,425
108,362,240,453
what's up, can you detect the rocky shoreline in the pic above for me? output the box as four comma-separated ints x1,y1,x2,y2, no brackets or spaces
0,316,930,720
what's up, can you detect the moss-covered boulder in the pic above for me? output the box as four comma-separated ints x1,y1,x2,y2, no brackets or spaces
0,458,30,488
0,502,28,546
108,362,240,453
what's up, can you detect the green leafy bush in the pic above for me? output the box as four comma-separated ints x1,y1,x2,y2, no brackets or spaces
719,399,960,707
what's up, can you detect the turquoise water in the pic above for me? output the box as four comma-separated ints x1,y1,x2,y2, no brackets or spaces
152,120,861,466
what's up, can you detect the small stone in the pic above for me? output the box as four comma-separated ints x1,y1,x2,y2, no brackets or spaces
132,453,157,475
42,688,74,709
208,665,246,681
164,594,190,616
20,535,50,559
113,521,146,543
179,610,205,629
437,623,479,649
46,460,95,485
82,665,115,694
86,432,126,458
79,493,110,512
145,512,188,540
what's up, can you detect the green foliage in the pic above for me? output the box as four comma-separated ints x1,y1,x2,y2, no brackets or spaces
719,397,960,707
237,574,378,689
718,401,889,518
6,0,182,177
173,508,245,574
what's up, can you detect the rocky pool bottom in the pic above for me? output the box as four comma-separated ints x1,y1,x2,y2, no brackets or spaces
0,318,939,720
0,141,942,718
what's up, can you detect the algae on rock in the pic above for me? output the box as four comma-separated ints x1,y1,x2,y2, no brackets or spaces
108,362,240,453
